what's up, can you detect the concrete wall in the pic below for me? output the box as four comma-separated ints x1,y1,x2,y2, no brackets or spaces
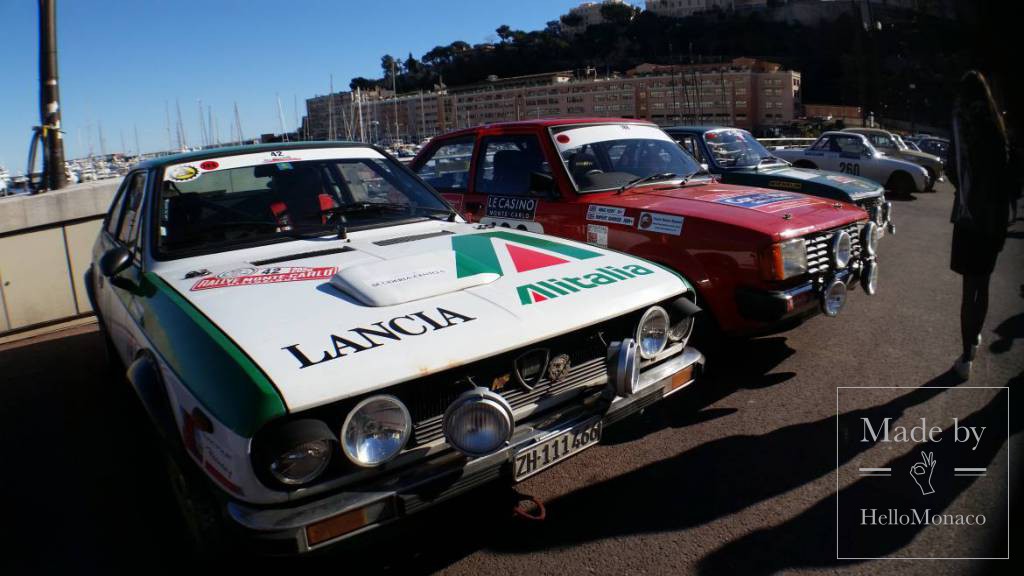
0,181,118,334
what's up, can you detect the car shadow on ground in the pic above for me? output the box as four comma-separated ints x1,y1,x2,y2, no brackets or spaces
696,379,1017,575
478,371,966,559
0,330,187,574
600,336,794,447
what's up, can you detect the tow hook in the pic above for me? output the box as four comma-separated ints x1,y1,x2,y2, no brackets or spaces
512,492,547,521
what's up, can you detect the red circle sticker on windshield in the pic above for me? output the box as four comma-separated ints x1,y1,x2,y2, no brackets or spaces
200,161,219,170
556,134,571,144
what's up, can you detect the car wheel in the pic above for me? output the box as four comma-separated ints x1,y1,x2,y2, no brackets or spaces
164,450,230,558
924,168,937,191
886,171,916,197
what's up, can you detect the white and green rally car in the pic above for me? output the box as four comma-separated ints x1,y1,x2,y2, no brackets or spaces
87,143,703,554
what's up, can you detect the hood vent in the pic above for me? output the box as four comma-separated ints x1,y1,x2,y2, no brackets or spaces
251,246,354,266
374,230,454,246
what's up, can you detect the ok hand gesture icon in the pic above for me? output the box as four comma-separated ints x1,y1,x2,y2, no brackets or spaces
910,451,937,495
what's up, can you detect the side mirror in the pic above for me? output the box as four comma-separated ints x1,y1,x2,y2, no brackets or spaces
528,171,556,197
99,246,132,278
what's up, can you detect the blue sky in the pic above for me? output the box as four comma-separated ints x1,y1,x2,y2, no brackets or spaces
0,0,582,172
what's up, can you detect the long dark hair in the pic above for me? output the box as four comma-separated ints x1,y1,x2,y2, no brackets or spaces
956,71,1009,161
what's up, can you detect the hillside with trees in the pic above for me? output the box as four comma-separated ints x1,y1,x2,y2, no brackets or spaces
353,7,967,129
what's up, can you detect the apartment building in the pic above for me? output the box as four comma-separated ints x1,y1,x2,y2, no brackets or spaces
305,57,800,143
645,0,766,19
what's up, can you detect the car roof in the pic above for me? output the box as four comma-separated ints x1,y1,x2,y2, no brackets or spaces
431,117,658,140
663,125,730,134
136,141,370,170
843,127,889,135
821,130,866,138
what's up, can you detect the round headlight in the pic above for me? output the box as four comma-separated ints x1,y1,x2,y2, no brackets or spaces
271,440,333,486
341,395,411,467
260,419,336,487
830,230,852,269
861,221,879,256
861,259,879,295
443,388,514,457
636,306,670,359
821,278,848,317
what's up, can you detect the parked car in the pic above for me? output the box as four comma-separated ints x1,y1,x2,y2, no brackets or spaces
86,142,704,554
909,136,950,163
842,127,944,189
412,119,879,339
771,131,931,195
667,126,894,234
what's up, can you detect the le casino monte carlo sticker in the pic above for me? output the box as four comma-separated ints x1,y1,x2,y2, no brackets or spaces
835,387,1009,560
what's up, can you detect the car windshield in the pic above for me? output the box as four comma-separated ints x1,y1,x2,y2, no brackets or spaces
156,148,450,257
551,124,701,192
703,129,776,168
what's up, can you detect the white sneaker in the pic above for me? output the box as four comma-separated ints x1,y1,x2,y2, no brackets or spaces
954,357,972,380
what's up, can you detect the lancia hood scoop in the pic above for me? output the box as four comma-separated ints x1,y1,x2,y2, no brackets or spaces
329,250,499,306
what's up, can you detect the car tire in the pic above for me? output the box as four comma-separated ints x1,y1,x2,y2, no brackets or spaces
886,171,916,197
164,449,231,559
924,168,937,192
793,160,817,169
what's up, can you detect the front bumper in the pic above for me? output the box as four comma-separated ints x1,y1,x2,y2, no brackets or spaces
736,261,875,326
225,347,704,554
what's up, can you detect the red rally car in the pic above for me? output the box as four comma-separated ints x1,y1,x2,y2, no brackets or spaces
411,119,879,337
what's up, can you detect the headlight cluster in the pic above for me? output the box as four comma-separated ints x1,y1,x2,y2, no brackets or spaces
763,238,808,281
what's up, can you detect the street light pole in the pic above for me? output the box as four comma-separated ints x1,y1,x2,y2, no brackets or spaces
39,0,67,190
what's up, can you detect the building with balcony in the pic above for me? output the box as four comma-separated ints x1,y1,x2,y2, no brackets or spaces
304,57,801,143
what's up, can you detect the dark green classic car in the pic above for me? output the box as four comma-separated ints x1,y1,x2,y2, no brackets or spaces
667,126,894,234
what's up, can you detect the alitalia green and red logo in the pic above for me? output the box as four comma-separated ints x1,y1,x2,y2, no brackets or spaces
451,231,655,305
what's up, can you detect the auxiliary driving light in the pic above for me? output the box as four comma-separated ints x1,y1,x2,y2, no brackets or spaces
607,338,640,397
861,260,879,295
821,278,848,317
830,230,852,269
861,222,879,256
443,388,515,457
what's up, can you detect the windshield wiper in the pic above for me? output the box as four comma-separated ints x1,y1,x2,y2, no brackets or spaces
616,172,678,194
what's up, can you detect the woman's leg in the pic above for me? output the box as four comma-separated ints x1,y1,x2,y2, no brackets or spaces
961,273,991,360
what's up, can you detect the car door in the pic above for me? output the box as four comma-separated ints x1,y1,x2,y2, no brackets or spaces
413,136,476,219
674,133,712,172
470,132,564,234
803,135,839,171
98,170,149,362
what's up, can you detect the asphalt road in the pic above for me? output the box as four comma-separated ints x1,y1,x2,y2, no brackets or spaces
1,181,1020,575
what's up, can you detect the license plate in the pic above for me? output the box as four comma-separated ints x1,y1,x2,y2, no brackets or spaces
513,419,602,481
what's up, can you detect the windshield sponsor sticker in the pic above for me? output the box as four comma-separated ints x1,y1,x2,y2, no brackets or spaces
587,224,608,246
486,196,537,220
517,263,654,305
283,307,476,369
638,212,683,236
191,266,337,291
586,205,635,226
169,165,200,182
